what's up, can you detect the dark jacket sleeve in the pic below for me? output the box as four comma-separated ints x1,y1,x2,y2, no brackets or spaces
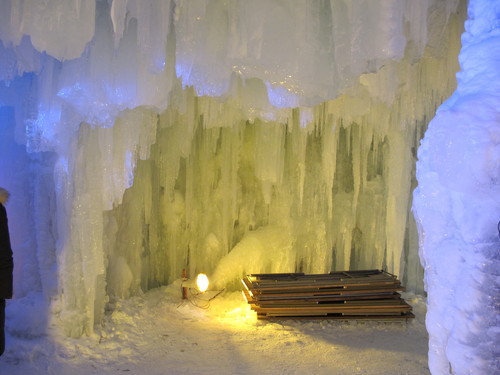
0,204,13,299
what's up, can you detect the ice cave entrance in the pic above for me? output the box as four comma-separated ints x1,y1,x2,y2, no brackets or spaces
0,0,498,374
0,0,466,340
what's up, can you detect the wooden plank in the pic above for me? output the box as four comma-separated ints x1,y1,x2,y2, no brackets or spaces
245,280,402,296
248,272,396,283
249,269,392,281
252,304,413,313
253,290,401,300
240,278,254,298
257,312,415,320
253,297,405,308
241,287,252,302
247,282,401,293
248,270,392,282
242,270,414,321
246,292,402,305
252,304,413,315
248,286,405,299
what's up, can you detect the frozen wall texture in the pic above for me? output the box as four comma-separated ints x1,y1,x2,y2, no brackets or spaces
0,2,486,371
413,0,500,374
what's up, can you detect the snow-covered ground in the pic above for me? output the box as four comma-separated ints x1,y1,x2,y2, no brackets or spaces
1,283,429,375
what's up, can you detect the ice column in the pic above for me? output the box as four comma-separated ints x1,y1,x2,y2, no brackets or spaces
413,0,500,373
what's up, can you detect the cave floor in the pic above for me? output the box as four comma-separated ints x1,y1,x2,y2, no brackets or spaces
0,284,429,375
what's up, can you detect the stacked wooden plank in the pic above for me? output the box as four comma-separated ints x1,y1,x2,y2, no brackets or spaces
241,269,414,320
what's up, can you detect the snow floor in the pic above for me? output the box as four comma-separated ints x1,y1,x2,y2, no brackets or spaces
0,282,430,375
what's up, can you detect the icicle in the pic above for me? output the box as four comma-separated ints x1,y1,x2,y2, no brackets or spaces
110,0,128,49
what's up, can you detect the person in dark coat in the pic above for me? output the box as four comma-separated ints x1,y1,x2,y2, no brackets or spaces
0,188,13,356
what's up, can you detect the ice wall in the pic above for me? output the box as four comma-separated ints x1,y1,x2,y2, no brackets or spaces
0,0,467,341
413,1,500,374
112,25,466,294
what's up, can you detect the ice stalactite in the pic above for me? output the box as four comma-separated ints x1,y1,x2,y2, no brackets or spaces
0,0,95,61
413,0,500,373
54,108,159,337
107,2,465,296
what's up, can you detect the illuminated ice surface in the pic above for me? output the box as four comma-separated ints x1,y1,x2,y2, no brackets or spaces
0,0,498,374
413,1,500,374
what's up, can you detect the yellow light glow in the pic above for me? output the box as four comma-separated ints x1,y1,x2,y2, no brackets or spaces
196,273,209,293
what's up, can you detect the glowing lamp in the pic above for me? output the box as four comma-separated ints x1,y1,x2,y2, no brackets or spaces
181,270,211,300
196,273,209,293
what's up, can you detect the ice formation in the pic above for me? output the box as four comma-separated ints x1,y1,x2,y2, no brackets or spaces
0,0,497,373
413,0,500,374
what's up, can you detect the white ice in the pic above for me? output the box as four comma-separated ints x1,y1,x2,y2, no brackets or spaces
413,0,500,373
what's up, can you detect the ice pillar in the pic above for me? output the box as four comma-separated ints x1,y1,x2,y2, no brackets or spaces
413,0,500,373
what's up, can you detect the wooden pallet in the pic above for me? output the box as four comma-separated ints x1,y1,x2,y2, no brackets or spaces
242,269,414,320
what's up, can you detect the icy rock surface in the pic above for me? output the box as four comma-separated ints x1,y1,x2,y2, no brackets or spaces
413,0,500,374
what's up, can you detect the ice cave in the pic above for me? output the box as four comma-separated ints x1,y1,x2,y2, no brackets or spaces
0,0,498,374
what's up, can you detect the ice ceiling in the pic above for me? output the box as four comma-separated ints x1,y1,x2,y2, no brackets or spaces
0,0,499,374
